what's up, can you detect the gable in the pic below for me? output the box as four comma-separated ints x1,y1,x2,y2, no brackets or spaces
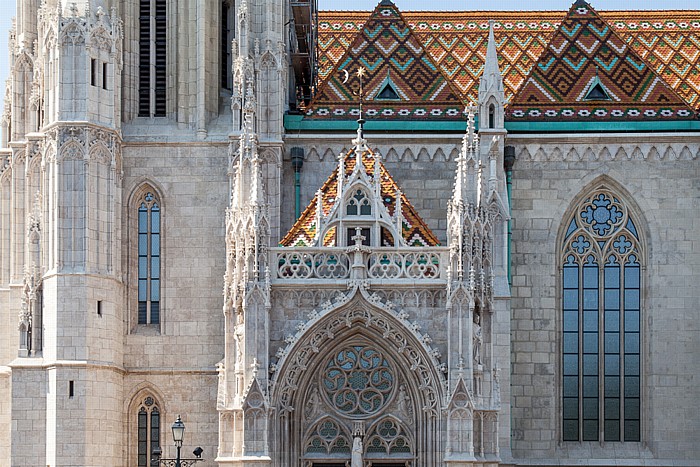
507,1,694,121
306,1,465,121
280,147,440,248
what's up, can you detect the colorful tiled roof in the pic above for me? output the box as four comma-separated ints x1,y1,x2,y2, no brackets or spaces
507,1,694,121
306,1,465,120
314,8,700,115
280,147,440,247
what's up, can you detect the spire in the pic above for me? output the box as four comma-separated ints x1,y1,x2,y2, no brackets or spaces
451,106,482,209
479,20,504,99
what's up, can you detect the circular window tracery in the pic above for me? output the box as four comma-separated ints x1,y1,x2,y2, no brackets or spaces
322,345,394,417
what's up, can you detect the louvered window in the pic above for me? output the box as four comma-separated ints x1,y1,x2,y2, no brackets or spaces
139,0,167,117
221,1,235,90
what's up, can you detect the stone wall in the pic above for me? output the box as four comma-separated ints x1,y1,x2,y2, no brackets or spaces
508,135,700,463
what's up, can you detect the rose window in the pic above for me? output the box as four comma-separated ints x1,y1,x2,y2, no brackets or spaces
322,345,394,416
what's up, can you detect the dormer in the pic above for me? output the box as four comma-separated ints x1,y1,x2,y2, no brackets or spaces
280,128,439,248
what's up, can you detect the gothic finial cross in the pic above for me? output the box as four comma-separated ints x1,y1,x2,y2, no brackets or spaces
352,67,368,136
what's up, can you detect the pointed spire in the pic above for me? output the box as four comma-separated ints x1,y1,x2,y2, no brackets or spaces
479,20,504,99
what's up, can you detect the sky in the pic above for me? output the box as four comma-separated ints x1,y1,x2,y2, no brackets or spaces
0,0,696,135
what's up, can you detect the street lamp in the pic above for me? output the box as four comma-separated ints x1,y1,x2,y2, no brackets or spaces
151,415,204,467
172,415,185,466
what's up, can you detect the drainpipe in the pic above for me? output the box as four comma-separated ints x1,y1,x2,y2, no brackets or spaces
504,146,515,288
290,147,304,219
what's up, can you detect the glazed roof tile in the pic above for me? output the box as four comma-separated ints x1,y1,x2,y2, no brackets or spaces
314,9,700,117
508,2,694,121
307,2,465,120
280,148,440,248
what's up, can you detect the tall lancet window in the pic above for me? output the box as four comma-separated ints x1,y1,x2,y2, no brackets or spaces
136,396,161,467
562,189,641,442
139,0,167,117
138,192,161,325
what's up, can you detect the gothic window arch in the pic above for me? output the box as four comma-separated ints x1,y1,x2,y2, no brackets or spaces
133,395,162,467
130,184,164,329
365,416,413,457
561,188,642,442
346,189,372,216
304,417,352,457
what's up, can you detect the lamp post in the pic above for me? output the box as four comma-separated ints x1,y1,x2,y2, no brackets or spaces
152,415,204,467
172,415,185,467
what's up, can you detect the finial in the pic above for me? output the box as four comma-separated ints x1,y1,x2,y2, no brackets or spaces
354,67,367,138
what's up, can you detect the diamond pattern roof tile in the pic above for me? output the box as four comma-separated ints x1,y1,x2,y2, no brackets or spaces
507,2,695,121
307,3,466,120
314,9,700,115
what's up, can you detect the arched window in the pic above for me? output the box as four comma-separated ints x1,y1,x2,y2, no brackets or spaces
346,189,371,216
488,104,495,128
561,189,641,442
137,191,161,325
136,396,161,466
139,0,167,117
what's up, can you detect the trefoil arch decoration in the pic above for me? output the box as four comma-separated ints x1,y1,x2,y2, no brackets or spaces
561,186,643,443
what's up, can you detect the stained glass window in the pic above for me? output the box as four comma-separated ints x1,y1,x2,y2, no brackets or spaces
562,190,641,442
322,345,394,417
138,192,161,325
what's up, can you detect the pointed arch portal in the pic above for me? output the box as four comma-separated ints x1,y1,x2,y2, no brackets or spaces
271,288,446,467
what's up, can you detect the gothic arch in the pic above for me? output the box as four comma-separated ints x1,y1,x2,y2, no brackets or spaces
125,384,168,467
271,287,446,466
553,174,650,254
126,181,166,332
556,177,648,443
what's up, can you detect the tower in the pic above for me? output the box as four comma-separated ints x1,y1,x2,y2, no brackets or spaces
5,1,125,465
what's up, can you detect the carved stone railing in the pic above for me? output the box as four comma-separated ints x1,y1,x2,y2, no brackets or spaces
270,247,450,284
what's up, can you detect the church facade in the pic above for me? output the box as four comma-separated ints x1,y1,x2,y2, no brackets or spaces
0,0,698,466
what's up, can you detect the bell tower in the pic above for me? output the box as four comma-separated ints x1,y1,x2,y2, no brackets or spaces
6,1,125,465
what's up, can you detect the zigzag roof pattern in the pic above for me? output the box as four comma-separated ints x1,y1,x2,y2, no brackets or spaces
280,148,440,248
314,9,700,116
306,1,465,120
508,1,694,121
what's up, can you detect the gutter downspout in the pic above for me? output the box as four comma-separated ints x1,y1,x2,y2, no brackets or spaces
291,147,304,219
504,146,515,287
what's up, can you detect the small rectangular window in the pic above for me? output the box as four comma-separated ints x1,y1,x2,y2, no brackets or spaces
102,62,108,90
69,381,74,398
97,300,103,316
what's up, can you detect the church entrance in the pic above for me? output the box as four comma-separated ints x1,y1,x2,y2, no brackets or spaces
271,296,446,466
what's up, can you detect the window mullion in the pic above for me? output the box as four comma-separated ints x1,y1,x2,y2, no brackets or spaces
620,262,626,441
598,264,604,443
150,0,156,117
146,204,152,324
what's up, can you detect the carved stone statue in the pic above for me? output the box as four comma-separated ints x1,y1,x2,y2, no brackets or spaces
473,312,483,366
351,436,363,467
304,387,320,421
